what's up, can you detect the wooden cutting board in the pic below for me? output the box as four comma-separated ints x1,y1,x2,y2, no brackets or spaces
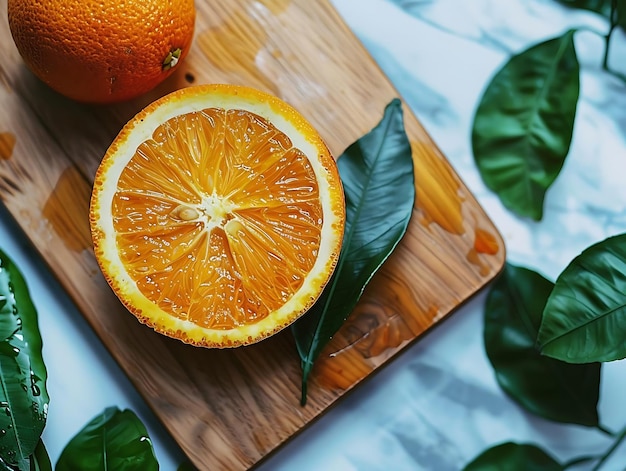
0,0,505,469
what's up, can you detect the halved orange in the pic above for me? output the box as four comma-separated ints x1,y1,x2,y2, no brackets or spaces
89,84,345,348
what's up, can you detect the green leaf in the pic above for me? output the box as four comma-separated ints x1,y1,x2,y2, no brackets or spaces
56,407,159,471
177,462,197,471
553,0,612,17
30,440,52,471
0,250,49,470
538,233,626,363
292,98,415,404
555,0,626,31
463,442,563,471
616,0,626,29
484,263,600,427
471,30,580,221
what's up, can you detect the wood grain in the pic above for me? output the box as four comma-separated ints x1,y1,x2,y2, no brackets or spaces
0,0,505,469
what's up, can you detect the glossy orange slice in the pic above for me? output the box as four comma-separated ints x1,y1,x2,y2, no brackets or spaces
90,84,345,347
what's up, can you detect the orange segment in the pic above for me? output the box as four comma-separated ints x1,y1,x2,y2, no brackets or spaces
90,84,345,347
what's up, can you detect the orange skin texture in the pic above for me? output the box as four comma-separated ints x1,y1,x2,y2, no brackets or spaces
7,0,196,104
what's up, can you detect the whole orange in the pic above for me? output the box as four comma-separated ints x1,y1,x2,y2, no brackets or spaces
7,0,196,104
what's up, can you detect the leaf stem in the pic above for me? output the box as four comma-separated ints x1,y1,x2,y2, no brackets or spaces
597,423,616,436
599,0,626,84
591,425,626,471
602,0,618,71
563,455,599,469
300,380,308,407
576,5,626,85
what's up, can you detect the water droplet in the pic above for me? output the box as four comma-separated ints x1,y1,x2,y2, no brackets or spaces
4,407,10,416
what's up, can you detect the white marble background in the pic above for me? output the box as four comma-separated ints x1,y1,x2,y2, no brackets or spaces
2,0,626,470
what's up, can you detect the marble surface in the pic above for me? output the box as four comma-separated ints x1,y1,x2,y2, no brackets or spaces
2,0,626,469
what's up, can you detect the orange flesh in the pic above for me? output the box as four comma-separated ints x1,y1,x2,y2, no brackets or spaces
112,108,323,329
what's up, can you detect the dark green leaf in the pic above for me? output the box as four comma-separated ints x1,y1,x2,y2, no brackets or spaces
56,407,159,471
0,250,49,470
484,263,600,427
463,442,563,471
292,99,415,404
555,0,626,47
471,30,579,221
617,0,626,29
553,0,612,17
177,462,197,471
538,233,626,363
30,440,52,471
